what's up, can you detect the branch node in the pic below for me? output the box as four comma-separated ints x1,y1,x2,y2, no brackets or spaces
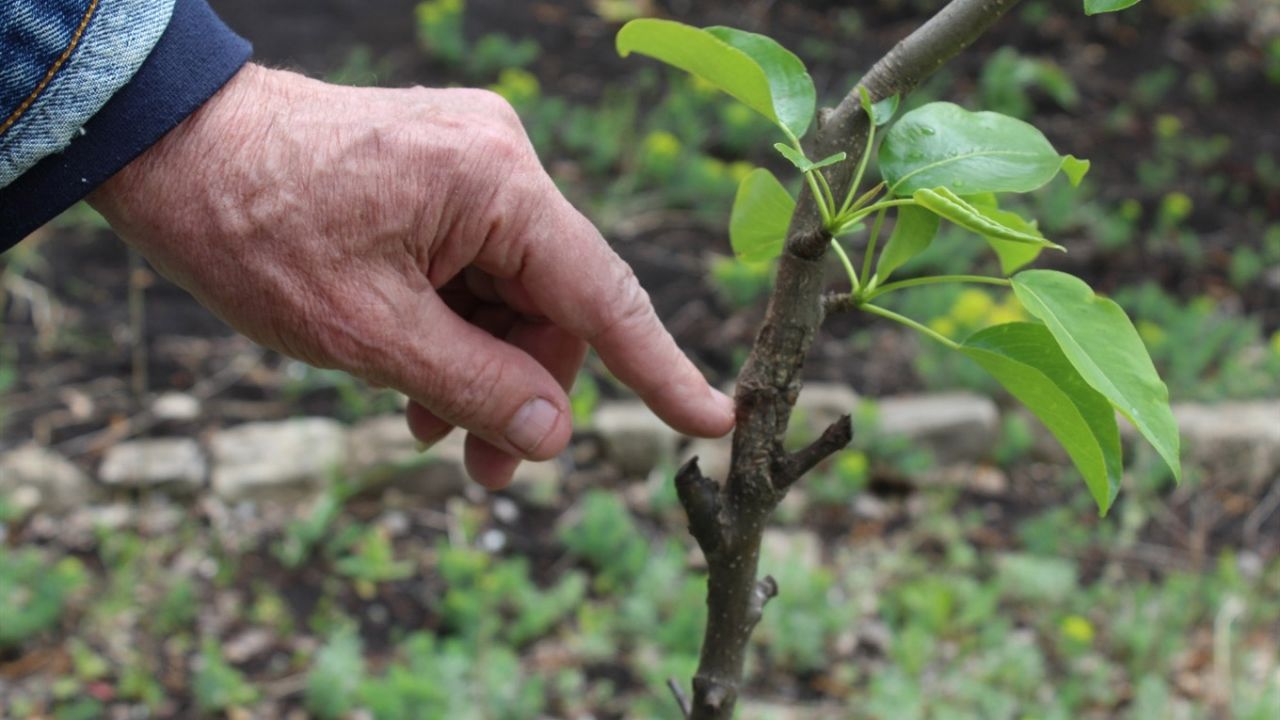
822,291,856,317
776,415,854,490
675,457,724,554
749,575,780,622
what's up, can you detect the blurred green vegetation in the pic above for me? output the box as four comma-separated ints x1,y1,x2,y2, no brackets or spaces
6,0,1279,717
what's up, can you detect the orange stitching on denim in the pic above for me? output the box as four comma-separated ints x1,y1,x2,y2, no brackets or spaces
0,0,102,137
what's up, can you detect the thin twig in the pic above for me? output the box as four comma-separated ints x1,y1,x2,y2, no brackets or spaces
668,677,693,718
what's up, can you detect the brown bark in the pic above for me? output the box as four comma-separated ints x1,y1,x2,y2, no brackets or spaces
674,1,1026,718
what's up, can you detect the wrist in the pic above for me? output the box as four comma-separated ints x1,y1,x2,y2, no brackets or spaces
88,63,272,230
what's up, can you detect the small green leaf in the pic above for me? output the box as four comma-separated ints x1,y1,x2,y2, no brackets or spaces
875,206,940,282
774,142,813,171
705,26,816,138
1061,155,1091,187
866,94,901,127
618,20,777,130
915,187,1065,249
730,168,796,262
880,102,1071,196
1012,270,1181,482
964,323,1124,513
809,152,848,170
974,204,1048,274
1084,0,1142,15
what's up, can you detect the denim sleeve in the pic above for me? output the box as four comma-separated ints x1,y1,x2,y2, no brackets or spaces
0,0,252,250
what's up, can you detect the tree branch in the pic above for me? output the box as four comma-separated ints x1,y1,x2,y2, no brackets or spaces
677,2,1025,718
776,415,853,491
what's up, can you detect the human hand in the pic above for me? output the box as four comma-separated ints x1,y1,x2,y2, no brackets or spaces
89,64,735,488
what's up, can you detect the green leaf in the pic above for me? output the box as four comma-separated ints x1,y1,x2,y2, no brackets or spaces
915,187,1065,249
705,26,816,138
972,204,1048,274
774,142,812,171
809,152,848,170
875,206,940,282
1061,155,1091,187
860,89,900,127
730,169,796,262
618,20,777,129
880,102,1071,196
963,323,1124,513
1012,270,1181,482
1084,0,1142,15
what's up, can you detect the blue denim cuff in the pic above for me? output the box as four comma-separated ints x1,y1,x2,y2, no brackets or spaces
0,0,252,251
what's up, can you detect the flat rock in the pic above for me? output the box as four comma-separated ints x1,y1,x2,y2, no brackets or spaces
99,438,206,489
761,528,823,571
0,444,98,513
210,418,348,501
738,701,846,720
793,381,861,434
346,415,468,503
874,393,999,466
593,401,679,479
1173,401,1280,490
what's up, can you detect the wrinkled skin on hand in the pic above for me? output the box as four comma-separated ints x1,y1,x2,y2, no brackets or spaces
90,64,734,488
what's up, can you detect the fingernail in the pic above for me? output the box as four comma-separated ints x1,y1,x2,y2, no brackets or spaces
505,398,559,455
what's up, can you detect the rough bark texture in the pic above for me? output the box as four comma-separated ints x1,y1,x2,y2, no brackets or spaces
676,1,1025,718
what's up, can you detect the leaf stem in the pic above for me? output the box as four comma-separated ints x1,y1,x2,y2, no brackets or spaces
840,119,877,216
805,172,833,227
866,275,1011,300
861,303,960,350
813,170,837,217
860,208,888,289
830,239,861,293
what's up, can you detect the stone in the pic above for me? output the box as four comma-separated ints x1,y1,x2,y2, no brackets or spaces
793,381,861,434
506,459,564,508
761,529,823,571
99,438,206,489
593,401,679,478
346,415,468,503
738,701,846,720
151,392,201,422
0,444,98,513
874,393,999,466
680,436,733,483
210,418,348,501
1173,401,1280,491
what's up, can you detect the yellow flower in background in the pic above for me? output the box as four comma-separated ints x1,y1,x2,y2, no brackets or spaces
929,317,958,339
951,289,995,327
987,295,1027,325
642,130,682,161
1137,320,1167,348
1060,614,1095,645
489,69,540,106
727,161,754,184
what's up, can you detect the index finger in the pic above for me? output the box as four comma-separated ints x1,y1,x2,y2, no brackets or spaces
502,193,735,439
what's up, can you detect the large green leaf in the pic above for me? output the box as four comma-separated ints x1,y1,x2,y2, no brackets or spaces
1084,0,1142,15
706,26,816,139
963,323,1124,513
874,206,940,283
880,103,1069,196
1012,270,1182,482
730,169,795,262
915,187,1064,250
617,20,814,138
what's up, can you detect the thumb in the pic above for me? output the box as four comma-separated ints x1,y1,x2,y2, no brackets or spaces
382,292,573,461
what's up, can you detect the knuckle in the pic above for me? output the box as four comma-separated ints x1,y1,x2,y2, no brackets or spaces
430,352,506,427
593,262,655,342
